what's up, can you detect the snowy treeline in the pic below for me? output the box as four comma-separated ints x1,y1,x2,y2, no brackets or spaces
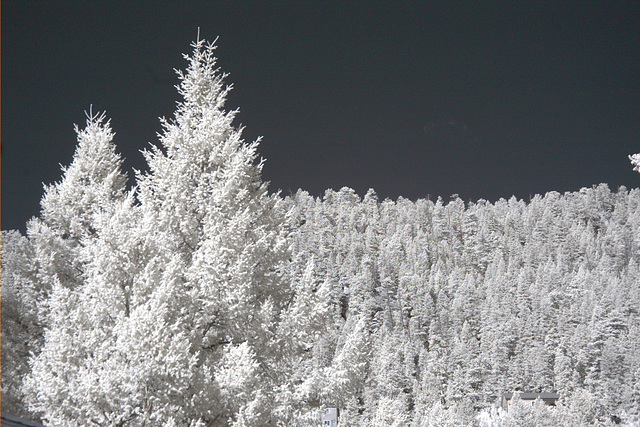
283,184,640,425
2,39,640,426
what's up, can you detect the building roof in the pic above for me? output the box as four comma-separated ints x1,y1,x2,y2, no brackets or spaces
0,414,45,427
502,392,560,400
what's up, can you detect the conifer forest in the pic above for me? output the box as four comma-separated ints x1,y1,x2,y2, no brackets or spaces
2,39,640,426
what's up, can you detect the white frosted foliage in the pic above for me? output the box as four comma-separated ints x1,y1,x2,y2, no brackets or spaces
630,153,640,173
22,38,291,426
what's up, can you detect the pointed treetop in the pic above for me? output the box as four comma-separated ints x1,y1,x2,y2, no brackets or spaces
630,153,640,173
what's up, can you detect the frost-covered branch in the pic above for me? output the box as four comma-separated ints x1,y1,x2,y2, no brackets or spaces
630,153,640,172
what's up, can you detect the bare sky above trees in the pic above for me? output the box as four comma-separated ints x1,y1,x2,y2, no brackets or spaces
3,1,640,232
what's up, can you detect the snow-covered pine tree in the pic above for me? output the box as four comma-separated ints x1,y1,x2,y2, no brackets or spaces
116,37,290,425
18,111,127,421
26,110,127,295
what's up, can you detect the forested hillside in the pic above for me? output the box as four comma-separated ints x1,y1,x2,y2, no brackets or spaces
2,38,639,426
282,185,640,425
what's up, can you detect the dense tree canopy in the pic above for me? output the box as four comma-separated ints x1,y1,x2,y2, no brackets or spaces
284,184,640,424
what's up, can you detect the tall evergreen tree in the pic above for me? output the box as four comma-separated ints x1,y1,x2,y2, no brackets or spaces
19,111,127,422
132,37,290,425
27,110,127,295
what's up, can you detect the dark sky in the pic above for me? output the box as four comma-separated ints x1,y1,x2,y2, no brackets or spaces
3,1,640,232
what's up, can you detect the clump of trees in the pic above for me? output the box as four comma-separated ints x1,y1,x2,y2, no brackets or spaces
284,183,640,425
4,39,291,426
2,39,640,426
